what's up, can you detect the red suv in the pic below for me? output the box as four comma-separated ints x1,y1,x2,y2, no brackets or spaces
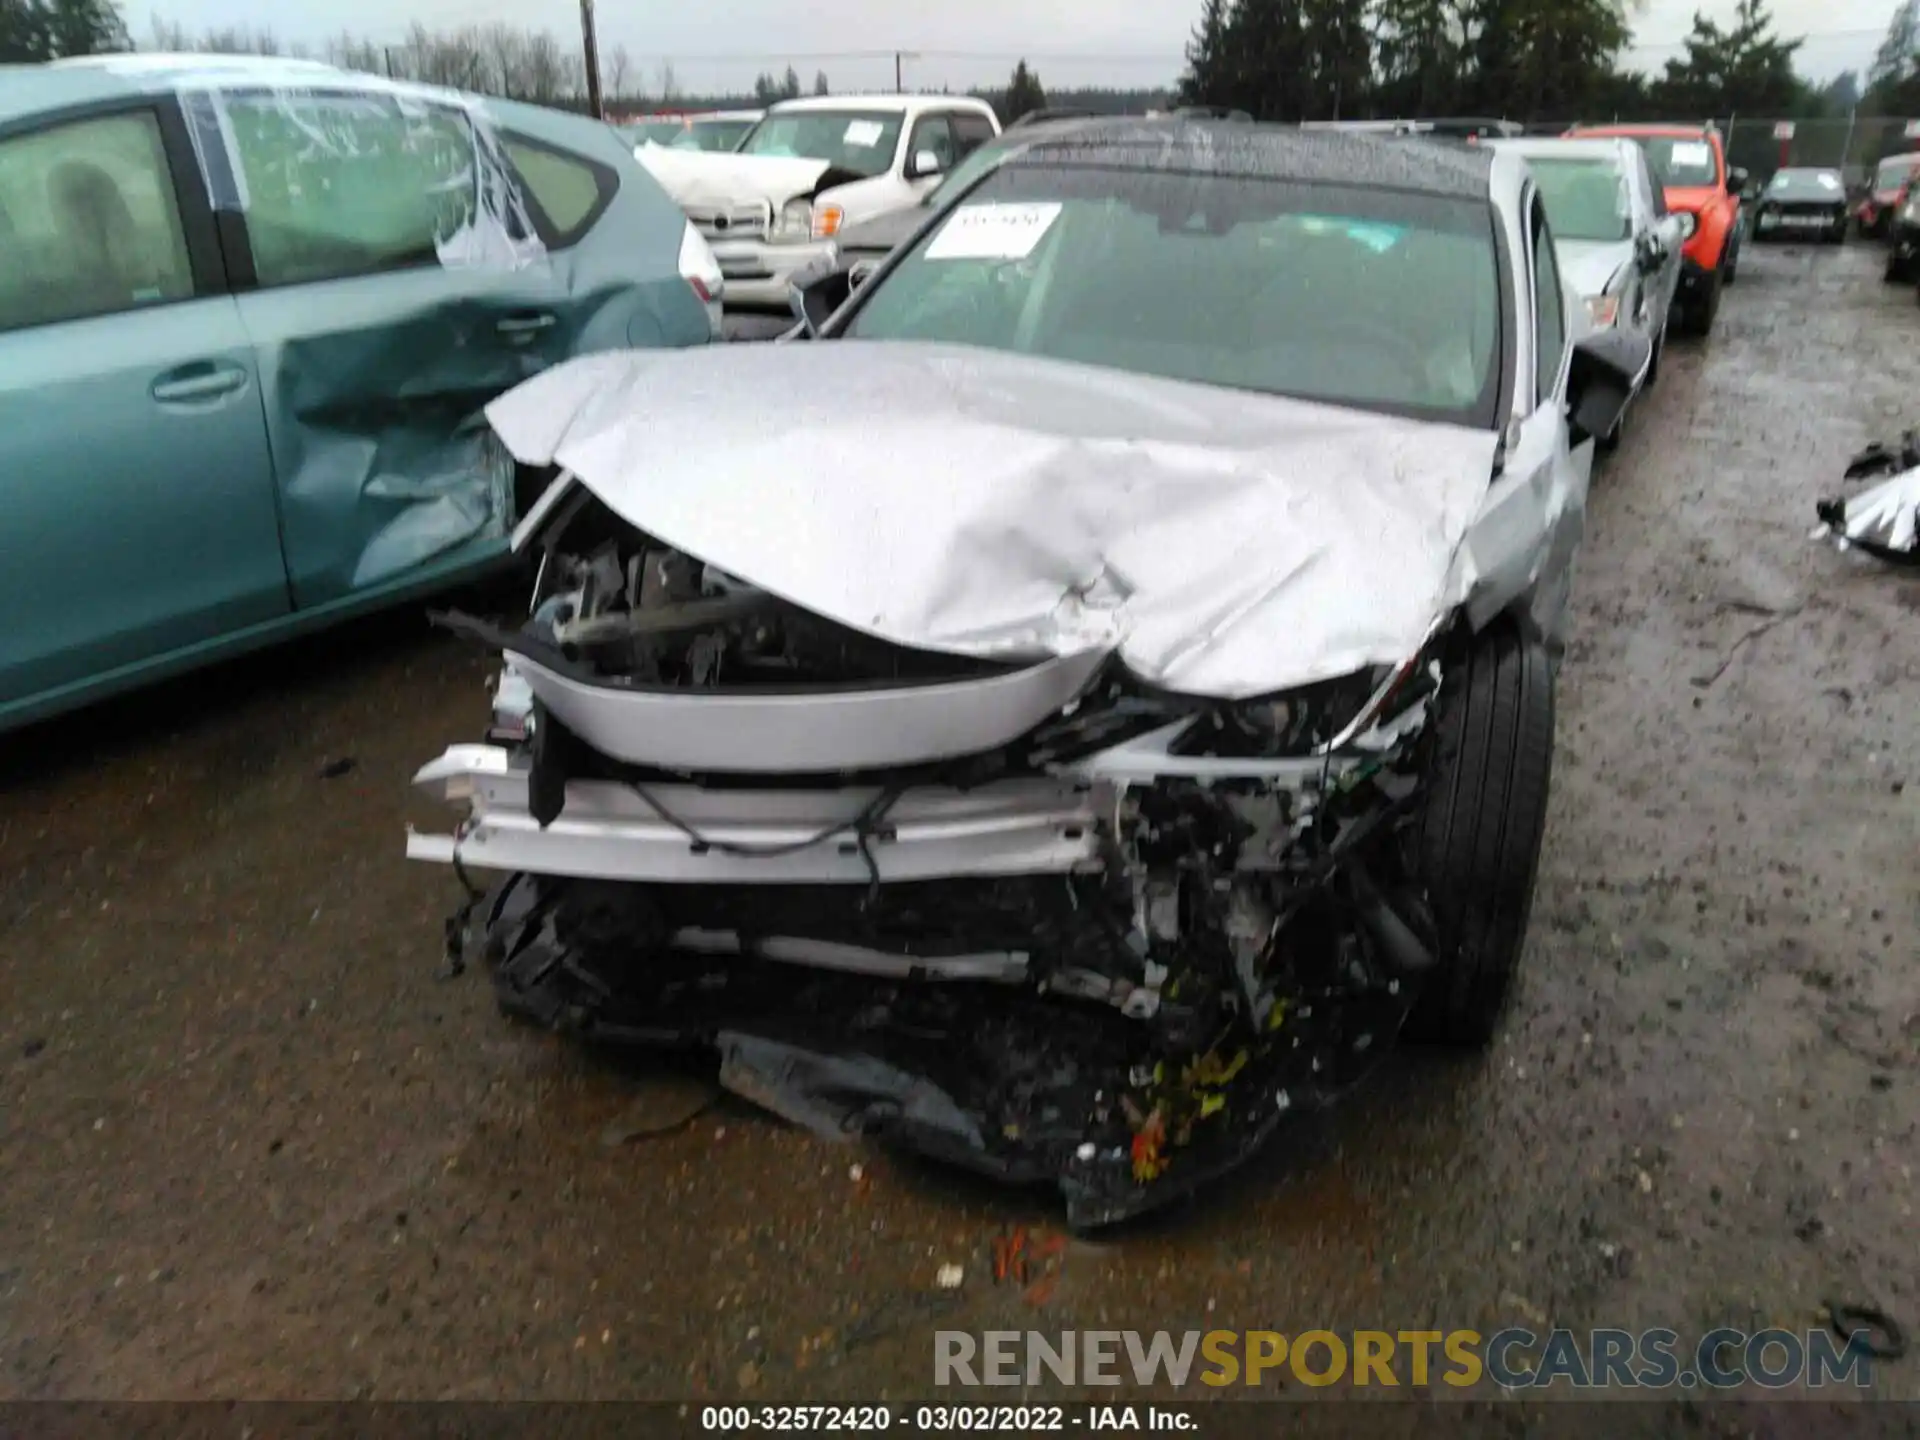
1567,124,1748,336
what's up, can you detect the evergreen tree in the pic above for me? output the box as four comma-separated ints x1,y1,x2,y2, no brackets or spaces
1004,59,1047,121
0,0,127,62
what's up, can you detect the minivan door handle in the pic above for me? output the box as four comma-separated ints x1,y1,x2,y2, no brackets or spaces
151,361,249,406
496,313,557,339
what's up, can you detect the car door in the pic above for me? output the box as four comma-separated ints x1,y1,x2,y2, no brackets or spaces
0,99,287,715
207,86,574,610
1498,189,1589,653
1636,149,1682,334
904,112,959,197
950,110,999,163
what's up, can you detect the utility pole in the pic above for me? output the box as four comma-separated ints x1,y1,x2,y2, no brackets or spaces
580,0,604,118
894,50,919,92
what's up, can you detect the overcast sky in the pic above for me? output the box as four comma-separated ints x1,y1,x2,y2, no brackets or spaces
127,0,1895,92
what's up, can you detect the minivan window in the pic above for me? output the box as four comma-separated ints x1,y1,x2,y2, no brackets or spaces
848,164,1502,427
0,110,194,333
225,92,479,287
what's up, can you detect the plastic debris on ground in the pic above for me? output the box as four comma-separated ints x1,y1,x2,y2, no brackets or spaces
1814,433,1920,566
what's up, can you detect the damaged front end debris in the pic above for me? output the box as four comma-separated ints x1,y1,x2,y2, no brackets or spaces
407,345,1562,1228
1814,434,1920,567
411,485,1475,1229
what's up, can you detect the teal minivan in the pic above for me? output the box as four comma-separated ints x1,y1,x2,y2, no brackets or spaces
0,55,721,732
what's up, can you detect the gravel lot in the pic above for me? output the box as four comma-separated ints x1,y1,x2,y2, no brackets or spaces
1,238,1915,1406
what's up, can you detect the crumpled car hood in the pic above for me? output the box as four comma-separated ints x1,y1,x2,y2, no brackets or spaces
1557,239,1634,300
485,342,1501,699
635,145,831,207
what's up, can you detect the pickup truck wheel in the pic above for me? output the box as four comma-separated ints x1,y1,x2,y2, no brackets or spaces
1723,241,1739,284
1404,620,1555,1048
1887,254,1907,283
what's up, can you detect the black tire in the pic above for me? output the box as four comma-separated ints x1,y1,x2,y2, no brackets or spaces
1404,620,1555,1047
1686,265,1723,336
1886,255,1906,283
1723,239,1739,285
1827,222,1847,246
1644,330,1663,389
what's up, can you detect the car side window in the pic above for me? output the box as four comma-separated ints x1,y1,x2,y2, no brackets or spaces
222,91,480,287
1531,198,1565,406
0,110,195,334
503,135,616,246
908,114,957,172
951,112,997,158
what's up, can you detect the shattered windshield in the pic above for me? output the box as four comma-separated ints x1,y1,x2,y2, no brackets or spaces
1636,135,1719,188
1527,157,1631,242
735,110,903,178
845,163,1503,428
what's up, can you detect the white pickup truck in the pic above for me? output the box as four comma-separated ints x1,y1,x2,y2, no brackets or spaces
636,93,1000,309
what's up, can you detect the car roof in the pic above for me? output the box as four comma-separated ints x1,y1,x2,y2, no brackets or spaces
1001,119,1496,200
1570,123,1711,140
1490,136,1633,166
768,93,993,116
2,53,462,127
1,54,616,156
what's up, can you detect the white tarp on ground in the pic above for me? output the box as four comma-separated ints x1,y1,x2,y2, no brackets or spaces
485,341,1504,699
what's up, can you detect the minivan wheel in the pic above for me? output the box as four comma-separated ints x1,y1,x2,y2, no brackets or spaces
1403,620,1556,1047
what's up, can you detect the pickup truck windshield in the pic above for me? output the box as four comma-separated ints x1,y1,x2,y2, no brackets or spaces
846,163,1503,428
736,111,904,178
1528,157,1631,241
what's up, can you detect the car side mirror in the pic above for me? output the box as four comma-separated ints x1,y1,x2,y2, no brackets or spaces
1727,166,1749,194
908,149,945,180
1634,232,1663,271
788,262,857,337
1565,327,1651,444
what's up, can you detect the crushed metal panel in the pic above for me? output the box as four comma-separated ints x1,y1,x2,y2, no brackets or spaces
483,342,1505,700
407,748,1107,883
174,78,553,606
510,645,1110,772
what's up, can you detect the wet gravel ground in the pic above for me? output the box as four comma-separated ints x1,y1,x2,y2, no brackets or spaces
1,240,1916,1406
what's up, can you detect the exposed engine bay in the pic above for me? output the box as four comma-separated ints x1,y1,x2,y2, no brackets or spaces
415,485,1455,1228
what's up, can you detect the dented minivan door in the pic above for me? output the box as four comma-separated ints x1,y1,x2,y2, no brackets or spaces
216,88,565,607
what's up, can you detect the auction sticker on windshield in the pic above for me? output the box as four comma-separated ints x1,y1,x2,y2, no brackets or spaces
926,202,1064,260
844,119,885,146
1670,141,1711,167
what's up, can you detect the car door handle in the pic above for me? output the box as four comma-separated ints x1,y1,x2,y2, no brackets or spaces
496,313,557,338
151,362,249,406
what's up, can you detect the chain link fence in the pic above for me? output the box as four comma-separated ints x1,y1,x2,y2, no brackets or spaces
1709,117,1920,188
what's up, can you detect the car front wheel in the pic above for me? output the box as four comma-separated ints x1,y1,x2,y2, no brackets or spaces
1686,266,1723,336
1404,620,1556,1047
